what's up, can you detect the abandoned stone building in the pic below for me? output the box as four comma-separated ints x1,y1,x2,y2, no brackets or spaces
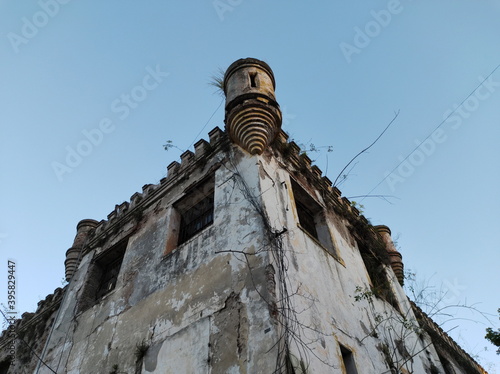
0,58,488,373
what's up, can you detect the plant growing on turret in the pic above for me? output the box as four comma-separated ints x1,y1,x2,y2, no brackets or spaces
208,67,225,95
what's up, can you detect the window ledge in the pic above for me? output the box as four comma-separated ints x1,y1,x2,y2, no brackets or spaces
75,288,117,317
164,224,214,257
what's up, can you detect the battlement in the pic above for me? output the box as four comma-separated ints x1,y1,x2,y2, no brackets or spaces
87,125,371,247
411,301,487,374
271,129,370,225
0,286,65,365
71,126,228,261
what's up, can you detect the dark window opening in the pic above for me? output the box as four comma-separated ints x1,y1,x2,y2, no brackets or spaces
290,178,337,257
174,175,215,246
295,199,318,239
249,72,257,88
77,237,128,312
95,245,126,300
340,345,358,374
178,195,214,245
0,360,11,374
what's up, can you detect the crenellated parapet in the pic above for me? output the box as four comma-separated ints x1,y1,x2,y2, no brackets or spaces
269,128,399,297
72,126,228,260
411,301,488,374
270,129,370,226
0,286,65,371
0,287,65,344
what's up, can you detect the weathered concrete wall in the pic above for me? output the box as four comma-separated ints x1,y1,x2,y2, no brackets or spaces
36,140,279,374
1,127,486,374
255,146,485,374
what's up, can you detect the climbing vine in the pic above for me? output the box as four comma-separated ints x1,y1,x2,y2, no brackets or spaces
214,151,340,373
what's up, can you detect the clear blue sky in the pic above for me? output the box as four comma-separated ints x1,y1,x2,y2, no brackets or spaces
1,0,499,370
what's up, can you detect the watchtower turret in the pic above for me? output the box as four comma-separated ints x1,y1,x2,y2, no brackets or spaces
224,58,282,155
64,219,98,281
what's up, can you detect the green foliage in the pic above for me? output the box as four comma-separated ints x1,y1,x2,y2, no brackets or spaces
485,308,500,354
378,343,397,373
354,285,375,303
349,201,364,214
297,141,333,158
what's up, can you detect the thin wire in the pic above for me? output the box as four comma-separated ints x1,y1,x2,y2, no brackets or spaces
362,63,500,201
185,98,224,151
223,154,337,372
159,97,224,182
332,111,400,188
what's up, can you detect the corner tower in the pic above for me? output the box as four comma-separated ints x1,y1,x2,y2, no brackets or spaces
64,219,98,281
224,58,282,155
